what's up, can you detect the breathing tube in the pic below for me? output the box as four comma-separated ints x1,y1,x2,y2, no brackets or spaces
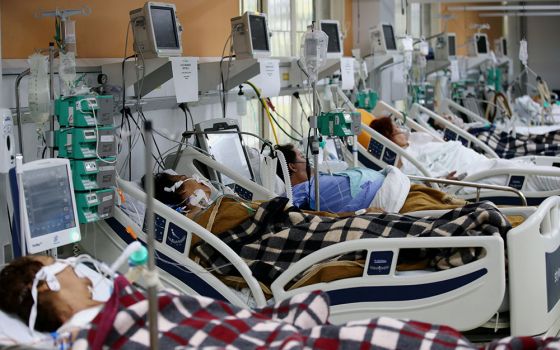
276,150,293,205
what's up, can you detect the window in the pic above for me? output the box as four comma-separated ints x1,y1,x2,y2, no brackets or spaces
238,0,314,147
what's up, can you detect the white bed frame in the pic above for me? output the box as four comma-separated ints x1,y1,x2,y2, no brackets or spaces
360,101,560,205
82,178,560,336
441,98,560,133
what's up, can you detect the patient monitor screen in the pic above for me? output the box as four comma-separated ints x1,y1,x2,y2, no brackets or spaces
22,165,76,238
321,22,341,54
151,5,180,49
249,14,269,51
476,35,488,54
206,130,253,186
383,25,397,51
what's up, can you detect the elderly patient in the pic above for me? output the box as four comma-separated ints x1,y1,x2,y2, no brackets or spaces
0,255,493,349
275,143,408,213
369,116,560,192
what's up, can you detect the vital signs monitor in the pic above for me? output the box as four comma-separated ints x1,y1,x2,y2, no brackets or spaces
19,158,81,254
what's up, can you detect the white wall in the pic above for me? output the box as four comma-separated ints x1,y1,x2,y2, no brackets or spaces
526,17,560,91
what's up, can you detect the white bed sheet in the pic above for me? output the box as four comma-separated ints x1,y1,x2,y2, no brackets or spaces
402,132,560,193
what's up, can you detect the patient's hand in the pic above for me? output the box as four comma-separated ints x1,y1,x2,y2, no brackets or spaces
445,171,459,180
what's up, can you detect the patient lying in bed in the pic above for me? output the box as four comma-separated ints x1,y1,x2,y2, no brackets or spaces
370,116,560,193
1,255,552,349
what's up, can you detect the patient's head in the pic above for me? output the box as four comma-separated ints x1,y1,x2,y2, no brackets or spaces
275,144,309,186
151,172,212,208
369,117,409,148
0,256,100,332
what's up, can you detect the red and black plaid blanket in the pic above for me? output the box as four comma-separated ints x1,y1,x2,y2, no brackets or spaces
72,276,560,349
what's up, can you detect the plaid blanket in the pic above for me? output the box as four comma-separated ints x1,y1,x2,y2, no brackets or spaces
73,276,479,349
469,124,560,158
195,197,511,286
73,276,560,349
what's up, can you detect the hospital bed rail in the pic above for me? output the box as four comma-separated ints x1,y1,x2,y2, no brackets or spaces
271,234,506,330
166,147,276,201
508,196,560,336
408,103,499,159
407,175,527,206
447,167,560,204
357,107,560,205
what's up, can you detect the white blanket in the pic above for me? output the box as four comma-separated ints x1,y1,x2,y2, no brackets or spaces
401,132,560,192
370,166,410,213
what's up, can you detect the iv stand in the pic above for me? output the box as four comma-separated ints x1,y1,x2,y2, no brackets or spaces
310,80,320,211
143,121,159,350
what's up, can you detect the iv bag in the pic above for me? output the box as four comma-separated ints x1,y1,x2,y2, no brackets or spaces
300,28,328,83
27,53,50,123
59,51,77,94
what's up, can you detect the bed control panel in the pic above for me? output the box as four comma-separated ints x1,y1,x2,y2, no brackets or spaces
367,139,384,159
367,251,393,275
143,213,165,243
233,184,253,201
382,148,397,166
545,245,560,312
165,222,188,253
508,175,525,190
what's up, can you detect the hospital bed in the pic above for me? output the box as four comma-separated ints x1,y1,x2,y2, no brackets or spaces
441,98,560,134
410,102,560,158
71,139,560,338
79,172,560,337
357,101,560,205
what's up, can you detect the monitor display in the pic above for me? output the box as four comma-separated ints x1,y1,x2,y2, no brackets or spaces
22,165,76,238
321,22,341,54
249,14,269,51
383,25,397,51
476,35,488,54
205,129,253,186
151,5,179,49
502,38,507,56
448,35,456,56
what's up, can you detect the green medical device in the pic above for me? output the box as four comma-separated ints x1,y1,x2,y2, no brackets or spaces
56,95,114,127
75,189,116,224
318,111,361,137
56,127,116,159
70,158,117,191
355,90,378,112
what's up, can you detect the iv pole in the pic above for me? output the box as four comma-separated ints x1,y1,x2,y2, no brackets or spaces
143,120,159,350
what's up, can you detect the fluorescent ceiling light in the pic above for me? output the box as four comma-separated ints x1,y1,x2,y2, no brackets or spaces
450,5,560,11
479,11,560,16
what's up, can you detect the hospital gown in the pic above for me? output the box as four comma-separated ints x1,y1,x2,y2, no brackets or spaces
292,168,385,212
401,132,560,192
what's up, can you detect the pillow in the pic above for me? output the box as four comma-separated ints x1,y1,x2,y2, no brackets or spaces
357,108,376,148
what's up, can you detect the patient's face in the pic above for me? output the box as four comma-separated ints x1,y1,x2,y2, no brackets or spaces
291,149,309,180
390,124,409,148
31,256,101,324
173,175,212,204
